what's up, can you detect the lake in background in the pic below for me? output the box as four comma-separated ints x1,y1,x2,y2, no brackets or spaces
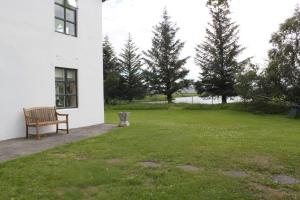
174,96,242,104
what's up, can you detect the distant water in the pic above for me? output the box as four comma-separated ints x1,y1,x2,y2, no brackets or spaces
174,96,242,104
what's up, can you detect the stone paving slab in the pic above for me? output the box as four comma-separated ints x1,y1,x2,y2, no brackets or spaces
273,175,300,185
0,124,117,163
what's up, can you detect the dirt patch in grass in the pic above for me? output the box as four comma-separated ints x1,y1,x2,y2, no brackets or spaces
74,154,89,161
144,178,155,188
244,155,286,173
106,158,123,165
49,152,69,159
252,155,273,167
272,175,300,185
49,152,88,161
81,185,102,199
140,161,161,168
223,171,249,178
176,164,201,172
244,155,276,168
252,183,287,200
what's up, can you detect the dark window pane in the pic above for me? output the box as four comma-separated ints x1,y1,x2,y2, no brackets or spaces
67,70,76,81
56,82,65,95
56,96,65,108
66,96,77,107
66,22,75,35
66,0,78,8
66,8,75,22
55,68,65,81
55,19,65,33
55,4,64,19
66,82,76,94
55,0,64,5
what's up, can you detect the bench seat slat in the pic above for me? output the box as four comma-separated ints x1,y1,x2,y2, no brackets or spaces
28,120,67,127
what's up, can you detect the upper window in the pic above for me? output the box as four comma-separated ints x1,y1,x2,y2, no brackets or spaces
55,0,77,37
55,67,78,109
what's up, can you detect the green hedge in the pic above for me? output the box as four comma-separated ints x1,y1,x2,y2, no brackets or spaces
105,103,170,110
183,102,290,115
106,102,291,115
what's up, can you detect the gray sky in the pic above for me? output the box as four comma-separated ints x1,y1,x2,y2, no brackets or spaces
103,0,299,80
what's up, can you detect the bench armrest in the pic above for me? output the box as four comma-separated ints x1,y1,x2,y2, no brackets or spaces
56,112,69,121
56,113,69,117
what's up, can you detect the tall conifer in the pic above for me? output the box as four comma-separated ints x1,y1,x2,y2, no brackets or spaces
144,9,190,103
195,1,246,103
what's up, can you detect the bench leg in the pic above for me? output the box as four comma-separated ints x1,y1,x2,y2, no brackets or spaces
66,122,69,134
26,125,29,139
56,124,59,133
36,126,40,140
66,115,69,134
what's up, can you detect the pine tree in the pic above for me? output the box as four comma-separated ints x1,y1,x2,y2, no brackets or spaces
144,9,191,103
119,34,146,101
195,1,247,103
103,36,121,103
207,0,229,6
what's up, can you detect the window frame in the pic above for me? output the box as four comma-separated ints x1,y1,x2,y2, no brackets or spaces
55,67,79,109
55,0,78,37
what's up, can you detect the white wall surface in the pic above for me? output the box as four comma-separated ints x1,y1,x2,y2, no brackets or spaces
0,0,104,141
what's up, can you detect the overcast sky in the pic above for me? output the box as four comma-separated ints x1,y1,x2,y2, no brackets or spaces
103,0,299,80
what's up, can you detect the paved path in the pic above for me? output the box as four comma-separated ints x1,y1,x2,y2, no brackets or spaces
0,124,117,163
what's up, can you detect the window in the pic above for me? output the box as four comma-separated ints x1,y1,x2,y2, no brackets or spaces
55,68,78,108
55,0,77,36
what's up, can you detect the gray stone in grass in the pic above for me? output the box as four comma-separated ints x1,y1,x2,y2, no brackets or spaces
140,161,161,168
106,158,122,164
224,171,249,178
273,175,300,185
176,164,200,172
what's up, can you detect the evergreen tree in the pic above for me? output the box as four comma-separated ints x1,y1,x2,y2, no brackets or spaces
264,6,300,104
103,36,121,103
195,1,247,103
119,34,146,101
207,0,229,6
144,9,191,103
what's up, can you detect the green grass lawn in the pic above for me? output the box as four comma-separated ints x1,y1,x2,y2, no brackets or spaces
0,106,299,199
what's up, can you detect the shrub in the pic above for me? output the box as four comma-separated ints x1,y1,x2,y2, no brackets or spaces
105,103,170,111
106,102,291,115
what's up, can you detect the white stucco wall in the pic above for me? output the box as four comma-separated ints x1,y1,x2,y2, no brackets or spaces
0,0,104,141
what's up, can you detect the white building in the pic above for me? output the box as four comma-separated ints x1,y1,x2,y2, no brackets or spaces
0,0,105,141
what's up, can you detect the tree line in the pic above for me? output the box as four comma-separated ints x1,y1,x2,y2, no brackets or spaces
103,0,300,105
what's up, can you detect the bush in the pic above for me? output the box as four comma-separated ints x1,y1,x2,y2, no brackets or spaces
242,101,290,115
183,102,290,115
105,103,170,111
106,102,291,115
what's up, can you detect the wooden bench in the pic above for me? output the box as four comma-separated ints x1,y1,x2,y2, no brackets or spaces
23,107,69,140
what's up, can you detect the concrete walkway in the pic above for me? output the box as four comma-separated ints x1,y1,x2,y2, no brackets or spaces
0,124,117,163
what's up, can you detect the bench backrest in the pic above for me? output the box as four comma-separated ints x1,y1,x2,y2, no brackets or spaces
23,107,57,124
